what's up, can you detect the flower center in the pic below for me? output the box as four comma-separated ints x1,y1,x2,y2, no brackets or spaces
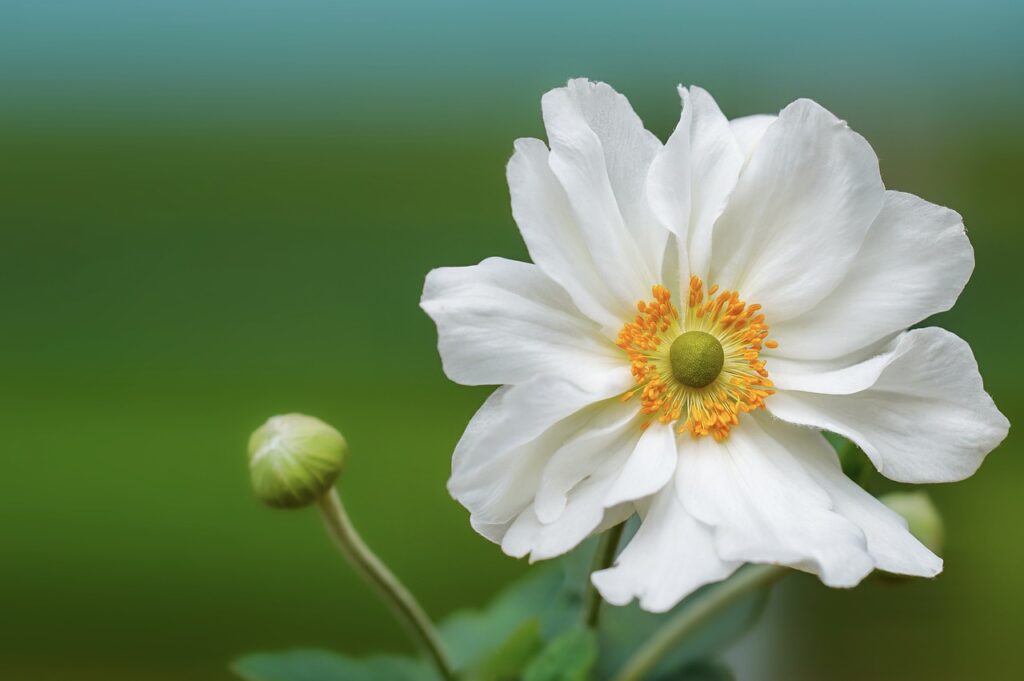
670,331,724,388
616,277,778,440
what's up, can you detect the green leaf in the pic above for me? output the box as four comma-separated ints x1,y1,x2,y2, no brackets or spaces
438,558,584,672
522,626,597,681
462,619,545,681
439,526,770,680
597,572,772,680
231,649,438,681
676,660,736,681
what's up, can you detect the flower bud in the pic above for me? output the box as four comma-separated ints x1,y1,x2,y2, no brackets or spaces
247,414,348,509
880,491,944,555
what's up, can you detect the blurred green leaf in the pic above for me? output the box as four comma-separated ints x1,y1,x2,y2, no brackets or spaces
676,660,736,681
438,560,583,672
463,619,544,681
597,576,771,680
231,649,438,681
438,529,773,680
522,626,597,681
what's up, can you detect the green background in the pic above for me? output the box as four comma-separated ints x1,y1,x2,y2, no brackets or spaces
1,1,1020,679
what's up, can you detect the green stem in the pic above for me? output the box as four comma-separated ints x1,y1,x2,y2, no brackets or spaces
317,489,456,681
583,522,626,629
611,564,787,681
837,438,875,492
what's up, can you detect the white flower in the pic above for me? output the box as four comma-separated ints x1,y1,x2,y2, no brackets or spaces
421,79,1009,612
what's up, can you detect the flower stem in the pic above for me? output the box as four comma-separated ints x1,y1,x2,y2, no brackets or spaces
583,522,626,629
317,489,456,681
611,564,787,681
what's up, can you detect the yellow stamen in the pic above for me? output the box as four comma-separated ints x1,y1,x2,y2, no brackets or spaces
616,277,778,441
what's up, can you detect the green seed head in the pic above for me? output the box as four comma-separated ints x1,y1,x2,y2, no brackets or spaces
669,331,725,389
247,413,348,509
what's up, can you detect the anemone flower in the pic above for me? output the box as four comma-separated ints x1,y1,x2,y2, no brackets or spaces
421,79,1008,612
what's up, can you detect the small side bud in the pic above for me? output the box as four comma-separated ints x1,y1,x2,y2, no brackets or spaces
881,491,944,555
247,414,348,509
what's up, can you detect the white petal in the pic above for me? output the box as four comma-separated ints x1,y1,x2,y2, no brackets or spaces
760,417,942,577
469,517,512,544
769,191,974,359
769,339,899,395
592,484,740,613
708,99,885,321
768,328,1009,483
542,79,665,311
534,399,639,523
507,137,626,330
421,257,621,388
647,86,744,282
603,422,678,508
503,463,634,562
729,114,776,160
677,415,874,587
449,371,631,528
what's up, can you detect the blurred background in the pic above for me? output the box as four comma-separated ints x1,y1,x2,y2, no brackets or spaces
1,1,1021,679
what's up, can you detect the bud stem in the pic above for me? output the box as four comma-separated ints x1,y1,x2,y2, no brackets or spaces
611,564,786,681
317,489,456,681
583,522,625,629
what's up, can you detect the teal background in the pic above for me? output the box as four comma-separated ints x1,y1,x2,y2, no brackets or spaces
1,1,1020,679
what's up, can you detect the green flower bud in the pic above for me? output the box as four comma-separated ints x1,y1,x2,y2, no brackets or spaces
880,491,944,555
247,414,348,509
